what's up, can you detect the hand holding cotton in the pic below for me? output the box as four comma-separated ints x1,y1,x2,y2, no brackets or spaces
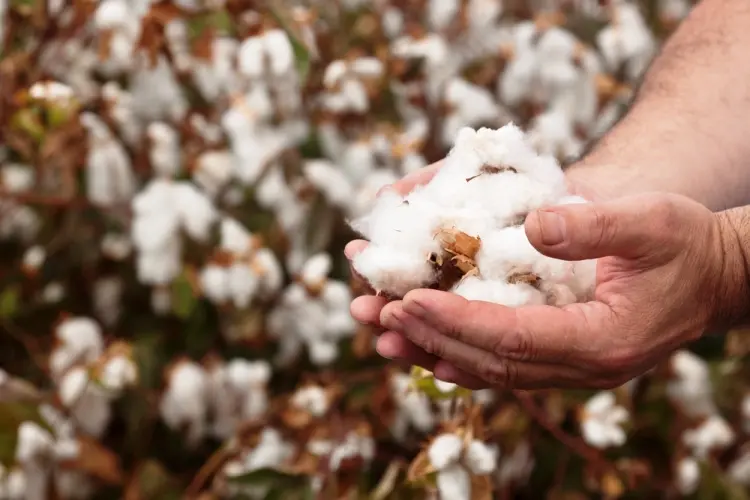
350,124,596,307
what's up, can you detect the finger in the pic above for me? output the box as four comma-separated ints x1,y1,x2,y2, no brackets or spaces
377,331,438,367
351,295,388,325
432,359,590,390
431,361,491,390
399,289,604,365
381,161,443,197
525,193,692,261
381,301,586,389
345,239,368,259
377,332,489,389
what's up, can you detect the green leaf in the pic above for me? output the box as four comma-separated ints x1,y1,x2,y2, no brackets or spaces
171,271,197,320
228,468,307,489
0,286,20,319
10,108,45,142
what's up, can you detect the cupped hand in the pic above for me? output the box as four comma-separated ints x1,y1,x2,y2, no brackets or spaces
346,167,746,390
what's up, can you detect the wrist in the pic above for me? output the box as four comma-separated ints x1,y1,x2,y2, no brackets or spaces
710,208,750,330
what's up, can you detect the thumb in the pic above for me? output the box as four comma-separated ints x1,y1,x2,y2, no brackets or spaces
524,194,683,261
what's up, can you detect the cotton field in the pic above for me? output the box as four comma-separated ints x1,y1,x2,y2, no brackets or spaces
3,0,749,499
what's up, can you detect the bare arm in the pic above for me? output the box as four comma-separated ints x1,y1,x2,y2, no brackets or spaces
567,0,750,212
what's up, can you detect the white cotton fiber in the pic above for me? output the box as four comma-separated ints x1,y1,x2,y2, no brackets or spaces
350,123,597,305
452,277,545,306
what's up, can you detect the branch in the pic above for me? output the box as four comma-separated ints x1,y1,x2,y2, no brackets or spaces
513,390,614,474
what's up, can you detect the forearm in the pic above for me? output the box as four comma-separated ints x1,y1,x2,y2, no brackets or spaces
568,0,750,211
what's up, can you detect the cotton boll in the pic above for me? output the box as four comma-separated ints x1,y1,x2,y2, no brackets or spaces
436,463,472,500
465,441,499,475
238,37,265,79
174,182,218,242
303,160,354,207
200,264,229,304
476,226,573,283
220,217,254,256
50,318,104,380
452,277,546,306
254,249,283,298
428,433,463,470
300,253,331,287
160,361,209,446
263,29,294,76
228,263,260,309
676,457,700,495
352,246,437,298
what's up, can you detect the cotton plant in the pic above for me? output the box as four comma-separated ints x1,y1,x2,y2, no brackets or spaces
93,0,142,75
682,415,735,460
128,55,189,123
351,124,596,302
80,112,136,206
727,446,750,486
159,359,211,447
198,216,283,310
597,0,657,83
665,350,718,419
50,318,137,437
13,405,94,500
191,36,242,103
387,371,437,442
237,22,295,84
131,178,218,290
206,358,272,440
320,56,384,114
423,432,499,500
219,428,296,499
495,441,535,489
675,456,701,496
578,391,629,449
100,82,142,148
267,253,356,366
147,122,182,178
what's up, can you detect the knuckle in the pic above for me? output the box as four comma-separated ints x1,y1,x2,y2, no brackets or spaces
418,334,444,358
649,196,682,236
494,327,538,363
588,205,614,248
604,347,641,374
478,354,518,388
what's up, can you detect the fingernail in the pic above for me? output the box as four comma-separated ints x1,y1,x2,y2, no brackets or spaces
344,242,358,259
376,336,398,359
537,210,566,246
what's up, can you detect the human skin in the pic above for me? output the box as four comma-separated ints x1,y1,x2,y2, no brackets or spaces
345,0,750,389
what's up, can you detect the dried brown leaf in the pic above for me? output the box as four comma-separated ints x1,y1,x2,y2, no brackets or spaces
406,449,435,483
508,272,542,289
470,475,494,500
435,228,481,259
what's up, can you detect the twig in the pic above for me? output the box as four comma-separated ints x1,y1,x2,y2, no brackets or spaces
184,444,232,498
513,390,613,474
0,190,130,213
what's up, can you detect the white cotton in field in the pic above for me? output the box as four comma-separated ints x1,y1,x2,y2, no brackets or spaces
303,160,354,208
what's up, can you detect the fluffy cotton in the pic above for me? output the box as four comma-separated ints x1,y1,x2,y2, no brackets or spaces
351,124,595,303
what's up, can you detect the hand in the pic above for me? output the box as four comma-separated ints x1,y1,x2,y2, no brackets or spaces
345,161,602,387
348,182,747,390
